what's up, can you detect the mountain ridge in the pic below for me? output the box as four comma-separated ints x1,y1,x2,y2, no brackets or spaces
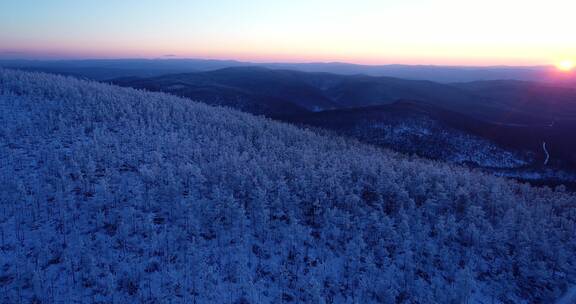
3,58,574,85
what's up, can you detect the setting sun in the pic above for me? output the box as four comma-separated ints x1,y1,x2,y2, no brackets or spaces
557,59,575,72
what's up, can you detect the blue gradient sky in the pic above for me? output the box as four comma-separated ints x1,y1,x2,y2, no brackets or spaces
1,0,575,65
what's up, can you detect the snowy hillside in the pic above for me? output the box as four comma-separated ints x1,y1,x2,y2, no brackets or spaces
1,69,575,303
284,104,532,169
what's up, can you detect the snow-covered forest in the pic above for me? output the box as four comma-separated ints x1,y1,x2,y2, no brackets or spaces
0,69,575,303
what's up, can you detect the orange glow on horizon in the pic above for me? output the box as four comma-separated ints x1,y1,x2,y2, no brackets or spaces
1,50,553,67
0,45,568,67
556,59,575,72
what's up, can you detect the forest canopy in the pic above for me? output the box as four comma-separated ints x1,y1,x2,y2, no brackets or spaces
0,69,574,303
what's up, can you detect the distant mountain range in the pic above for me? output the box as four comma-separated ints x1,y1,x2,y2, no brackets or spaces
2,58,575,84
112,67,491,115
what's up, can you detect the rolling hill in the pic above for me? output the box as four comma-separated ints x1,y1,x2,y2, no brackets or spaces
1,69,575,303
111,67,496,116
112,67,336,115
114,67,576,180
112,67,576,122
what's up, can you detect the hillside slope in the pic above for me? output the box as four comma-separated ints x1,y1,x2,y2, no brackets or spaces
282,101,576,188
283,101,533,168
113,68,576,172
1,69,575,303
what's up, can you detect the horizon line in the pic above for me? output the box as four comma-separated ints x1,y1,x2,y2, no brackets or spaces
0,56,554,69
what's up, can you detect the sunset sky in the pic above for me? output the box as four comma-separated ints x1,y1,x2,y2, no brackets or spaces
1,0,575,66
